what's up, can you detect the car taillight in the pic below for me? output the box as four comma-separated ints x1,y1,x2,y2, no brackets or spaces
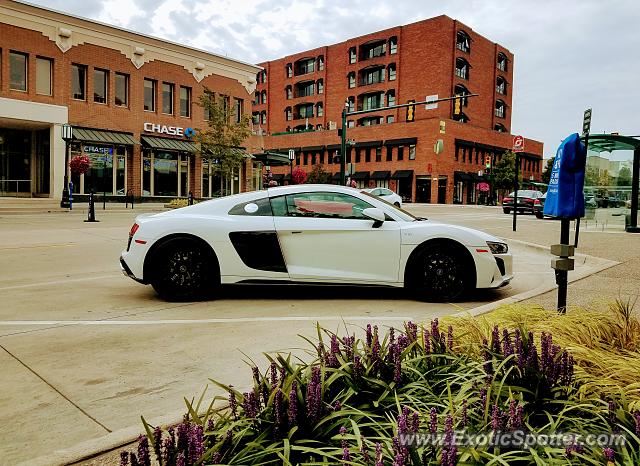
534,199,541,205
127,223,139,251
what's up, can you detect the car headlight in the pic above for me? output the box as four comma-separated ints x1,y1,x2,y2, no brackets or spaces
486,241,508,254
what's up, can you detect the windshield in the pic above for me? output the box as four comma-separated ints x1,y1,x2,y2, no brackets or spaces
508,190,539,198
360,191,420,221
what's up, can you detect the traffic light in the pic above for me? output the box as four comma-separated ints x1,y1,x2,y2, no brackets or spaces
485,155,491,168
454,96,462,116
406,100,416,122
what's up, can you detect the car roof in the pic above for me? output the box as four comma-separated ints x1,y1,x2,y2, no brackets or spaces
267,184,363,196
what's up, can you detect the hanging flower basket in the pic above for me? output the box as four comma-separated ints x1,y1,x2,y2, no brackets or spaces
69,155,91,175
477,182,490,192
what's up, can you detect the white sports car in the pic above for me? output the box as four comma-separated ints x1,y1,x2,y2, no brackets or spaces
120,185,513,301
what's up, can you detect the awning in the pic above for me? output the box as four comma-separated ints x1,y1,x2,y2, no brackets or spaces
301,145,325,151
392,170,414,179
454,171,472,181
326,144,341,151
351,171,370,180
371,170,391,180
73,127,137,145
355,140,383,148
385,137,417,146
141,136,198,153
252,151,291,166
585,134,640,152
468,173,484,182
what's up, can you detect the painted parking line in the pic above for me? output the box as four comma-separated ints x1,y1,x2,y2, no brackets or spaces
0,274,121,291
0,242,75,250
0,316,415,326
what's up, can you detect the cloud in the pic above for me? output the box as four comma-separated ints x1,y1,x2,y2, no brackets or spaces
26,0,640,156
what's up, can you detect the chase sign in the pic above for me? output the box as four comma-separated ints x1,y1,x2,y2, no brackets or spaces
143,122,196,138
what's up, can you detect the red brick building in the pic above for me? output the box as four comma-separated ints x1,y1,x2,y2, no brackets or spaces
0,0,261,200
254,16,544,203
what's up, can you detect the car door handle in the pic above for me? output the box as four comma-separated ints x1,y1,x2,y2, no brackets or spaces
290,231,303,234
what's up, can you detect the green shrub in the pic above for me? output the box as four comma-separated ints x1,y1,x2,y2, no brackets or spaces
124,320,640,465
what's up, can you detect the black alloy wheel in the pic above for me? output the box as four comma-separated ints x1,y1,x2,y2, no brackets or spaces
151,238,217,301
411,244,470,302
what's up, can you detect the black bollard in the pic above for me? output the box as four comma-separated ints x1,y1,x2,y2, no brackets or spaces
188,191,194,206
84,191,99,223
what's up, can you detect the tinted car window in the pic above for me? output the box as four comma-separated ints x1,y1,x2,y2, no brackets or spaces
282,192,374,219
228,197,273,216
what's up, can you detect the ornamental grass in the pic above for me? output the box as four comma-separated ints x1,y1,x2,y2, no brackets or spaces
122,302,640,465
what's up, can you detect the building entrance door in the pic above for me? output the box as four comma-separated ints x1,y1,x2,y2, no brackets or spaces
0,129,31,195
415,177,431,203
438,176,448,204
35,129,50,195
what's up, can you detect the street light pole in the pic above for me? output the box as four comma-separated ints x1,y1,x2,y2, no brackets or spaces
60,124,73,208
340,104,347,186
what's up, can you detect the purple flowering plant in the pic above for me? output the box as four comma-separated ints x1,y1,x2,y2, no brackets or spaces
123,320,640,465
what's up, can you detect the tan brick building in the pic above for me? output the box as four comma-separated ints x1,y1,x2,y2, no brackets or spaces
0,0,261,200
254,16,544,203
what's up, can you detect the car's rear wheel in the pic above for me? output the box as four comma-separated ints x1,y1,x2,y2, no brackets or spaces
535,212,544,219
407,242,472,302
150,238,218,301
503,208,511,214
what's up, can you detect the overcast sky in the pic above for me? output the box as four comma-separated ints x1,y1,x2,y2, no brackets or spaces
30,0,640,158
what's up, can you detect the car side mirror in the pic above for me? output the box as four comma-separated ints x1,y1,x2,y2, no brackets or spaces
362,207,385,227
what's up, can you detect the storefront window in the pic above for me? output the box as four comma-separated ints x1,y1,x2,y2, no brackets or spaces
153,151,178,196
201,160,238,198
115,147,126,194
142,153,151,196
83,147,114,195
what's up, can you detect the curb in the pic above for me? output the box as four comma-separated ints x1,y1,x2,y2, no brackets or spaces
26,239,619,465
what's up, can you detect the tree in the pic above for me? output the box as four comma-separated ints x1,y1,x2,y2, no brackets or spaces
196,90,252,178
617,167,632,187
306,164,332,184
541,157,555,185
292,167,307,184
492,151,521,190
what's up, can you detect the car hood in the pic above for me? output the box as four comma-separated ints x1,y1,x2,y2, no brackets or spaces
401,220,506,246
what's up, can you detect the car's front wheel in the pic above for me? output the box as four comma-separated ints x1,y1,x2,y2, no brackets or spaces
150,238,218,301
407,242,472,302
535,211,544,219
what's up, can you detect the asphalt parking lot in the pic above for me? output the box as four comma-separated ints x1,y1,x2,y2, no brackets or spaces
0,204,618,465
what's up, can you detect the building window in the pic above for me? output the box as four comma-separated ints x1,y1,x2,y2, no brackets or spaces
253,112,260,124
375,147,382,162
317,79,324,94
386,146,392,161
286,63,293,78
494,123,507,133
93,68,108,104
260,111,267,125
72,64,87,100
454,112,470,123
180,86,191,117
254,92,259,105
454,84,469,106
360,92,384,111
496,76,507,95
349,47,357,64
456,30,471,53
455,57,469,80
295,58,315,75
318,55,324,71
261,90,267,104
233,98,243,123
497,52,508,71
388,63,396,81
286,85,293,99
495,100,506,118
397,145,404,161
387,115,395,124
296,103,314,119
348,72,356,88
389,36,397,54
347,96,355,112
409,144,416,160
361,40,386,60
9,51,28,91
296,81,315,97
361,66,385,85
347,120,355,128
35,57,52,96
285,107,293,121
115,73,129,106
203,90,214,120
162,82,174,114
316,103,323,117
358,116,382,126
143,78,156,111
221,95,230,119
387,90,395,107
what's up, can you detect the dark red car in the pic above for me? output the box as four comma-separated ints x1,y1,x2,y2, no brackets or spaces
502,190,544,214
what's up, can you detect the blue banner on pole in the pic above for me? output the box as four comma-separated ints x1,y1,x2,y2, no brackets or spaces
543,133,587,219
